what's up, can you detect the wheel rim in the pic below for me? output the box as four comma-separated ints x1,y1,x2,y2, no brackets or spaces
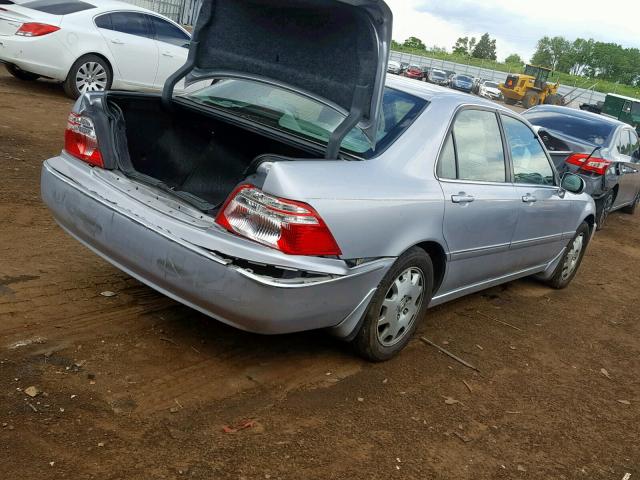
599,195,614,226
377,267,425,347
75,62,108,94
561,234,585,281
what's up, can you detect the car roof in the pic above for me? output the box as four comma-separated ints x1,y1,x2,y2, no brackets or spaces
523,105,628,128
386,74,509,112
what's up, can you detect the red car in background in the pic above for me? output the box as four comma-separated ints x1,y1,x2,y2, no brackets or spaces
404,65,427,81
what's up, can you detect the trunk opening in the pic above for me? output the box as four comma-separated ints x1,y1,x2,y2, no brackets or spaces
107,94,316,210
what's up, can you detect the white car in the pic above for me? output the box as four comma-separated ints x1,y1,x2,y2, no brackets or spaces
478,80,503,101
0,0,190,98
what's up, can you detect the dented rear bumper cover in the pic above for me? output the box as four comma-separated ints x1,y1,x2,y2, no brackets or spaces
41,156,392,337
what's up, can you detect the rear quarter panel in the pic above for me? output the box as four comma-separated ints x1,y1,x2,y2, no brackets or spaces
261,101,451,259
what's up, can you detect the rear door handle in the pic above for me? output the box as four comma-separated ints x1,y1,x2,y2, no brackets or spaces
451,194,475,204
162,52,174,57
522,194,537,203
111,39,125,45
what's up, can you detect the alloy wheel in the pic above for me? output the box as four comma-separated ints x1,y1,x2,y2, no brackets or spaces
599,194,614,227
75,62,108,94
561,234,585,281
377,267,425,347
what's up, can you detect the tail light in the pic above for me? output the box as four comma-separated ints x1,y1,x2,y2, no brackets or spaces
566,154,611,175
64,113,104,167
16,23,60,37
216,185,341,257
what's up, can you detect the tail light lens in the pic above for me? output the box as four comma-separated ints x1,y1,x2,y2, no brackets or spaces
16,23,60,37
566,154,612,175
216,185,341,257
64,113,104,167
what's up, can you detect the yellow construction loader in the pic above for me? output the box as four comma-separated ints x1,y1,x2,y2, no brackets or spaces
499,65,564,109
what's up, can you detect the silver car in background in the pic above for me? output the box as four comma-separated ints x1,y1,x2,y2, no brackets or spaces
41,0,596,361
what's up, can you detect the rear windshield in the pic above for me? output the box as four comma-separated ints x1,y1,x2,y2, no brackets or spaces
183,79,427,159
457,76,473,82
21,0,95,14
484,82,498,88
431,71,445,78
524,111,615,146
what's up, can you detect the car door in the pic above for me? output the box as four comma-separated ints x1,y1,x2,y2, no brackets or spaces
95,11,159,89
147,15,190,89
612,129,640,208
437,108,521,292
501,114,571,269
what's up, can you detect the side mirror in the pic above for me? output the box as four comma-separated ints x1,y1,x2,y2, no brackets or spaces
561,173,586,195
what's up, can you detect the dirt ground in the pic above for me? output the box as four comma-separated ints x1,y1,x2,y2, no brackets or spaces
1,70,639,480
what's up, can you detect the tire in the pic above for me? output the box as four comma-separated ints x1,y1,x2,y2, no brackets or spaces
63,54,112,99
595,191,615,231
544,93,564,106
622,190,640,215
523,91,540,109
5,63,40,81
504,97,517,106
546,222,591,290
352,247,434,362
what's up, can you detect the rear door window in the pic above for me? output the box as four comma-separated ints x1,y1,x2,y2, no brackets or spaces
441,109,506,183
629,130,640,162
501,115,555,186
103,12,154,40
148,15,190,48
617,130,634,156
21,0,95,14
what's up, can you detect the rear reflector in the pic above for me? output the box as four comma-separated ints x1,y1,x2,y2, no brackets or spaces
64,113,104,167
566,154,611,175
216,185,341,256
15,23,60,37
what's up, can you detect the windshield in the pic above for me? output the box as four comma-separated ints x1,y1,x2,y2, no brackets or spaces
484,82,498,88
524,111,615,146
456,76,473,83
183,79,427,158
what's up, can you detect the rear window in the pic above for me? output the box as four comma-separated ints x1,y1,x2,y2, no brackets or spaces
184,79,427,159
457,76,473,82
21,0,95,14
524,111,615,146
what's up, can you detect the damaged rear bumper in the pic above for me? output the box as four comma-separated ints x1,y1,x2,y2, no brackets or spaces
41,156,393,337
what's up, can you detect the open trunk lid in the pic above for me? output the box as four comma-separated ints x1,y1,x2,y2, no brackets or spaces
163,0,393,156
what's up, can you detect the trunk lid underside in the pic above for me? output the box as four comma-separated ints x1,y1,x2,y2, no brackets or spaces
175,0,393,146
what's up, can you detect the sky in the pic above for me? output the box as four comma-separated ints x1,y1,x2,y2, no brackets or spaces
385,0,640,62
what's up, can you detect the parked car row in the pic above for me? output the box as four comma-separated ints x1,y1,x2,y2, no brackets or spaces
387,62,504,101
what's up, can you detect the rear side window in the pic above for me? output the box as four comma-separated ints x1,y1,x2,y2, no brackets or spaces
502,115,555,186
617,130,634,156
21,0,95,14
149,16,190,48
524,111,614,146
439,109,506,183
629,131,640,162
98,12,153,39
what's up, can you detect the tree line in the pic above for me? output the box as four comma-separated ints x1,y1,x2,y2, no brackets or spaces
394,33,640,86
531,36,640,86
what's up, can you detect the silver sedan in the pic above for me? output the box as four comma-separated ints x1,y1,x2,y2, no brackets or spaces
41,0,596,361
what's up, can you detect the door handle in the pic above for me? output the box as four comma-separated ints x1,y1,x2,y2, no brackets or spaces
451,194,475,204
111,39,125,45
522,194,537,203
162,52,174,57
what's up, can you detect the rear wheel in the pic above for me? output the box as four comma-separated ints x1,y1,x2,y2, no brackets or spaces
63,54,112,99
5,64,40,81
595,191,615,230
546,222,590,290
504,97,517,106
523,91,541,109
622,190,640,214
352,247,433,362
